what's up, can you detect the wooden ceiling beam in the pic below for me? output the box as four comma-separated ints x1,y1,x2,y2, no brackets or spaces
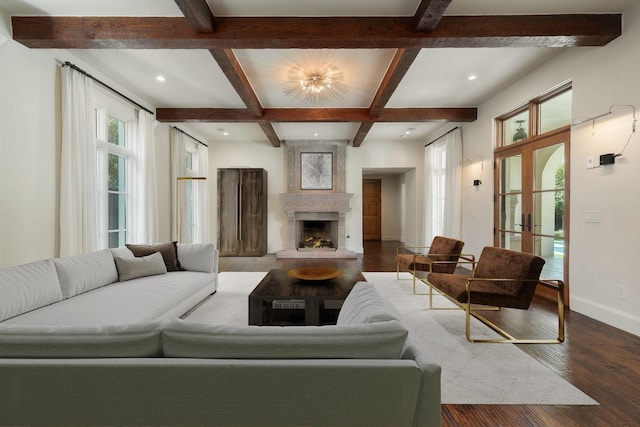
12,15,622,49
414,0,453,31
352,122,375,148
209,49,263,117
257,122,281,147
174,0,216,33
370,48,421,116
173,1,274,143
156,107,477,123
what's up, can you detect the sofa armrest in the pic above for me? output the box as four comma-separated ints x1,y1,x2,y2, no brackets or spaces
177,244,218,273
401,344,442,427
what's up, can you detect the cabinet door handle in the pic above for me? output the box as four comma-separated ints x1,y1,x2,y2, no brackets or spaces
238,183,243,241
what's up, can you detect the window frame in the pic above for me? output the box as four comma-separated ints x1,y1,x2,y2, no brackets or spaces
495,81,572,149
94,89,137,249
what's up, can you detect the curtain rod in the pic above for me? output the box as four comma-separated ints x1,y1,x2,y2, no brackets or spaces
62,61,154,116
425,126,459,147
173,126,208,148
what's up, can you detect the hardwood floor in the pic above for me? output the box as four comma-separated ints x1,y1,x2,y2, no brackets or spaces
219,240,640,427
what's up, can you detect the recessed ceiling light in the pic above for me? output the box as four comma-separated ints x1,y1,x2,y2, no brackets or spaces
313,132,319,137
223,132,229,136
468,75,477,81
156,75,166,82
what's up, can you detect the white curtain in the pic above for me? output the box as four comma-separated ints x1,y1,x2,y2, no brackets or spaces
194,142,210,243
423,127,463,245
129,110,159,244
170,129,187,242
59,66,97,256
171,128,210,243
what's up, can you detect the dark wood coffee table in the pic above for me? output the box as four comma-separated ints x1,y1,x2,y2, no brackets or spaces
248,268,366,326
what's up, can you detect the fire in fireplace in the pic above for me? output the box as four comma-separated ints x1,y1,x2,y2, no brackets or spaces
298,219,337,250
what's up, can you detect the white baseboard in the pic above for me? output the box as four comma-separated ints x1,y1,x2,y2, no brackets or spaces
571,296,640,337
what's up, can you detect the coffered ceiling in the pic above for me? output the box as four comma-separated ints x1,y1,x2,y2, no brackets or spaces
3,0,636,146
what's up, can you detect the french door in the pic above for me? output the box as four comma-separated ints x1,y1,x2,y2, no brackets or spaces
495,127,570,304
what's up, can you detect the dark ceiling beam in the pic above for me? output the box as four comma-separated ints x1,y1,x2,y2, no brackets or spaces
257,121,282,147
352,122,375,148
208,49,280,145
208,49,263,117
357,48,422,143
414,0,453,31
370,48,421,116
156,107,477,123
173,0,216,33
173,1,279,146
12,15,622,49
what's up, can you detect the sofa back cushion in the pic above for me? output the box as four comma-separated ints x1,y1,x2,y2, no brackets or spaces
337,282,400,325
162,319,408,359
126,242,180,272
177,243,217,273
0,322,164,358
113,252,167,282
53,249,119,299
0,260,63,322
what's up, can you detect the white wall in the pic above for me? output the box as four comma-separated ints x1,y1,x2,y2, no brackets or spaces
0,14,171,267
456,2,640,336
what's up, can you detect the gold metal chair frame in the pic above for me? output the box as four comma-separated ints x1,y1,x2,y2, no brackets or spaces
426,276,565,344
396,246,475,295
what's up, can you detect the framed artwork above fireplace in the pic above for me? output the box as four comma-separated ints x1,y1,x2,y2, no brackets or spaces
300,152,333,190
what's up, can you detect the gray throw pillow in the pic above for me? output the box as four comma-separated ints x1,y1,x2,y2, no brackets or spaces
126,242,180,271
114,252,167,282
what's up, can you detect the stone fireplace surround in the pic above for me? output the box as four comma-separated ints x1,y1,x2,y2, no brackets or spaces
277,140,357,259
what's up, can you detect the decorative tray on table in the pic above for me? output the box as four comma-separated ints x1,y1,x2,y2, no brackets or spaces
287,267,343,282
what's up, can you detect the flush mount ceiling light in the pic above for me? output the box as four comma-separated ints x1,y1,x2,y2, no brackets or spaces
283,63,347,103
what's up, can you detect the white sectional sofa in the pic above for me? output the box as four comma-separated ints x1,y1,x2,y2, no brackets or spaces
0,242,218,326
0,247,442,427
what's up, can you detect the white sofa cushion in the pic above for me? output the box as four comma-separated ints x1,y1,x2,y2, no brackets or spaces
3,271,215,326
0,322,164,358
162,319,408,359
0,260,63,322
177,243,217,273
114,252,167,282
337,282,401,325
53,249,119,298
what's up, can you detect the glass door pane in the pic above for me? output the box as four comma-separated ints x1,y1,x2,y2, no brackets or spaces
533,142,565,279
498,155,524,251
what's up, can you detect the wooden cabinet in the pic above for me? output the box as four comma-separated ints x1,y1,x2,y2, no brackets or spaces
217,168,268,256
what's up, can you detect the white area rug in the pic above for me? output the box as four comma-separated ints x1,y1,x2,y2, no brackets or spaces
186,271,598,405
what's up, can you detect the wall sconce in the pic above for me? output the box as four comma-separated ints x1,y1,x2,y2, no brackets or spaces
572,104,637,167
462,155,484,187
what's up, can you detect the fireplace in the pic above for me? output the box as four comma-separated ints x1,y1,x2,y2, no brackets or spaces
297,214,338,251
277,193,356,258
277,140,356,259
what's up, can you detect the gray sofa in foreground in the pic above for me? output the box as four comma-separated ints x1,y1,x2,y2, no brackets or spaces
0,247,441,427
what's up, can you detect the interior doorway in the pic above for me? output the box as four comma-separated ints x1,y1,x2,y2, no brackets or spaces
362,179,381,241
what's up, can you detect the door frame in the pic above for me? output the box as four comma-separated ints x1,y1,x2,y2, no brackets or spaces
494,125,571,305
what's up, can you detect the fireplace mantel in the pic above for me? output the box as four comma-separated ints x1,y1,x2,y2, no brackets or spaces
277,193,357,259
280,193,353,213
277,141,356,258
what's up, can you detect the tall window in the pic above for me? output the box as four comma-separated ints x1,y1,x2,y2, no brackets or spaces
95,91,137,248
183,144,199,243
423,127,462,244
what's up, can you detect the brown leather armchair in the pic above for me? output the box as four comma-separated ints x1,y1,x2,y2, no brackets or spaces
396,236,468,294
426,246,565,344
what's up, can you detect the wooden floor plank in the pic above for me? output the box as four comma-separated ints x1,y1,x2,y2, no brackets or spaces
219,240,640,426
